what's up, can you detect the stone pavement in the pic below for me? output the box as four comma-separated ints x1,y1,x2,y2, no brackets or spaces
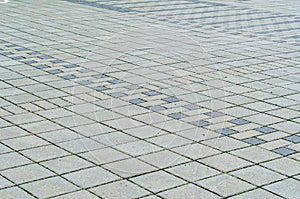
0,0,299,198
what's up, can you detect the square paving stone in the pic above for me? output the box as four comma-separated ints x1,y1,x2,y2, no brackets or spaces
272,147,296,156
131,171,186,193
79,147,130,165
242,137,265,145
216,128,236,135
0,152,32,170
50,59,64,64
204,111,224,118
168,113,187,119
255,127,276,134
148,105,166,111
21,145,69,162
116,140,161,156
230,146,280,163
262,157,300,176
138,150,189,168
16,47,28,51
108,79,123,84
58,138,105,153
143,91,160,96
197,174,255,197
125,84,141,90
162,97,180,103
264,179,300,199
230,188,282,199
41,155,93,174
90,180,150,198
199,153,252,172
63,166,120,188
62,75,77,80
172,143,219,159
159,183,219,199
109,92,126,98
129,98,146,104
183,104,201,110
231,165,285,186
166,161,220,182
35,64,49,69
284,135,300,143
54,190,99,199
2,136,49,150
147,134,191,148
1,164,55,184
0,187,34,199
203,136,249,151
191,120,210,127
92,131,138,146
48,69,62,74
21,176,78,198
77,80,93,85
103,158,157,178
64,64,78,68
229,119,250,125
95,86,110,91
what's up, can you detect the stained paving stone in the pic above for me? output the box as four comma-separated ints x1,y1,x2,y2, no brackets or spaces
143,91,160,96
191,120,210,127
95,85,110,91
168,112,187,119
162,97,180,103
255,127,277,134
35,64,49,69
148,105,166,111
64,64,78,68
61,74,77,80
50,59,64,64
216,128,236,135
129,98,146,104
242,137,266,145
108,79,123,84
204,111,224,118
229,119,250,125
125,84,141,90
272,147,296,156
183,104,201,110
284,135,300,143
48,69,62,74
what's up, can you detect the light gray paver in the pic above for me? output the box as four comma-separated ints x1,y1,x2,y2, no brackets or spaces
264,179,300,199
21,176,78,198
90,180,150,198
0,0,299,197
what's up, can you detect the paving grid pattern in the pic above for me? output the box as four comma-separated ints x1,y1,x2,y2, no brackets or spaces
0,0,299,198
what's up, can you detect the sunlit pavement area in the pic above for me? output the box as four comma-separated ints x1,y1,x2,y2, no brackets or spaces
0,0,300,198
